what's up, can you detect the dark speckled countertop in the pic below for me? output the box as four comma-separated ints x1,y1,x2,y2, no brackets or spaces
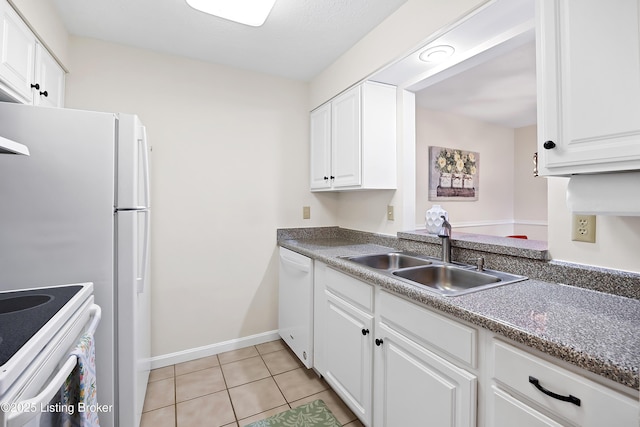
277,231,640,392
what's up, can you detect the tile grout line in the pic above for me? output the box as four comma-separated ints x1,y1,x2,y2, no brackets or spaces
146,340,349,427
257,347,293,412
172,365,177,427
218,349,243,426
232,346,288,424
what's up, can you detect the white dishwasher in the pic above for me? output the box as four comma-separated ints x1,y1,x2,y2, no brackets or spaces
278,247,313,368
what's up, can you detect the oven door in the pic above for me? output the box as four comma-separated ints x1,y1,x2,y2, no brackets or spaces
0,301,100,427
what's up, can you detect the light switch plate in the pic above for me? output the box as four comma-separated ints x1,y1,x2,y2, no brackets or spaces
303,206,311,219
387,205,394,221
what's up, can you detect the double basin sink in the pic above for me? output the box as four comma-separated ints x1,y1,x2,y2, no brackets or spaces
342,252,526,296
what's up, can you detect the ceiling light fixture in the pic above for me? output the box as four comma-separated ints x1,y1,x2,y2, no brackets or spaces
186,0,277,27
419,45,455,63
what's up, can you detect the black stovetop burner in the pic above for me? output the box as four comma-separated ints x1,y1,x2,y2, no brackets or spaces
0,285,83,366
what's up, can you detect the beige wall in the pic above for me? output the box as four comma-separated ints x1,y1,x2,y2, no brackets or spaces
415,107,515,234
64,37,338,356
514,125,547,240
547,178,640,273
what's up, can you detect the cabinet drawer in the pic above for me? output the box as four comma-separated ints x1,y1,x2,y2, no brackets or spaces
377,290,477,368
493,340,638,426
326,267,373,313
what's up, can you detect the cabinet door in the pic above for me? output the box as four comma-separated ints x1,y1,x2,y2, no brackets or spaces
373,322,476,427
324,290,372,426
537,0,640,175
0,1,35,104
34,43,64,108
310,103,332,190
331,85,362,188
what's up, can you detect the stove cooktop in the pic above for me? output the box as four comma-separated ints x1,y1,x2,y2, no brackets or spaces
0,285,83,366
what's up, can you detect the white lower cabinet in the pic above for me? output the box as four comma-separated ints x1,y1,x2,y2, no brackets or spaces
488,340,638,427
319,266,374,425
373,321,476,427
314,265,476,427
306,260,640,427
373,289,477,427
324,290,373,425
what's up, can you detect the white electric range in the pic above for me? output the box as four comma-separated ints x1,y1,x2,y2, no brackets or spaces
0,283,100,427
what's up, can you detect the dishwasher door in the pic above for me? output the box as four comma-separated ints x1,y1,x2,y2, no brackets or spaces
278,247,313,368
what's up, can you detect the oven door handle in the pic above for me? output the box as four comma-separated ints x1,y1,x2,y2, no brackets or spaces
6,304,101,427
7,357,77,426
86,304,101,335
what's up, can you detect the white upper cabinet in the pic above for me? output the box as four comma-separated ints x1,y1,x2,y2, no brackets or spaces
0,1,35,104
331,86,362,188
310,81,397,191
536,0,640,175
0,0,65,107
34,44,64,108
310,103,332,189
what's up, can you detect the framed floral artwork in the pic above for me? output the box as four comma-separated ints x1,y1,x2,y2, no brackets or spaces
429,146,479,201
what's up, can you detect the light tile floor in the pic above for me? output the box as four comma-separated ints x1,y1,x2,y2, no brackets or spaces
141,339,365,427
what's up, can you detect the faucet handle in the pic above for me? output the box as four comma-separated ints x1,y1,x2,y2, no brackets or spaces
438,215,452,238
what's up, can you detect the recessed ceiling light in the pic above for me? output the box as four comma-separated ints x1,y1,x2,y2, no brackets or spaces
419,45,455,63
186,0,277,27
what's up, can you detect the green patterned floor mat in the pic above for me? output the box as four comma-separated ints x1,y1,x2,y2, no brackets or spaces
243,399,342,427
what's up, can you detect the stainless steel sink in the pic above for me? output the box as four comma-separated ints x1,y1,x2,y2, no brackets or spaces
344,253,432,270
342,251,527,296
393,265,526,296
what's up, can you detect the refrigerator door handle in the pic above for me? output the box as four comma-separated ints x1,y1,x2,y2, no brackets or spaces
138,209,150,294
140,126,151,209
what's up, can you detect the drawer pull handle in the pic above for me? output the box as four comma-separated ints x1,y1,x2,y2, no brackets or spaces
528,376,581,406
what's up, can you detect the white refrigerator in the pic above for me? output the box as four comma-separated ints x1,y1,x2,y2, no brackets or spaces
0,102,151,427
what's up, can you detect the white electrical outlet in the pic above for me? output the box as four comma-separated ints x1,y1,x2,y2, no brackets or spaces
572,214,596,243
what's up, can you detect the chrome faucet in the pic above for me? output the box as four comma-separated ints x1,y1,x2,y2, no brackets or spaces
437,215,452,263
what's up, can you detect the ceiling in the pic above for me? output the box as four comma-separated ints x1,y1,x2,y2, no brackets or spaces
51,0,537,128
369,0,537,129
51,0,409,81
415,40,537,129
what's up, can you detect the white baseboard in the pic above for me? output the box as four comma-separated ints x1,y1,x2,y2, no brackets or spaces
150,330,281,369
